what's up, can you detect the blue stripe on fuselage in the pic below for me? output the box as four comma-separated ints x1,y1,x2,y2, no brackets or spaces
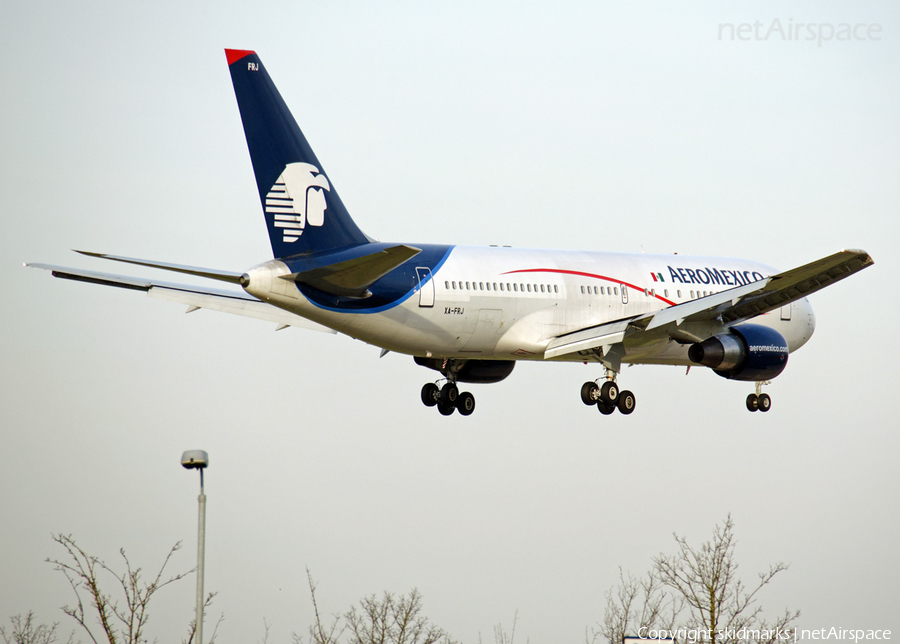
286,244,454,314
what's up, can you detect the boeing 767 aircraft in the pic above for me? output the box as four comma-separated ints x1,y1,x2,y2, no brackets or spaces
27,49,874,417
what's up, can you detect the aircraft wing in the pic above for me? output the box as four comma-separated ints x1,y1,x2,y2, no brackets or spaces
25,263,336,334
544,249,873,360
74,250,245,284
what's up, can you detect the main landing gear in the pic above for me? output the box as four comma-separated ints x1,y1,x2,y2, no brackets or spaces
746,381,772,413
580,371,636,416
421,382,476,417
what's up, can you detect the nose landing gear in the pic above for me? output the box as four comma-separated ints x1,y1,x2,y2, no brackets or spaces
746,381,772,412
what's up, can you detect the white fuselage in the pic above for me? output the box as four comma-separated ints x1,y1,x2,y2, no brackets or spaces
243,246,816,366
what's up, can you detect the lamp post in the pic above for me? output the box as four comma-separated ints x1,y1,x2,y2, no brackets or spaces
181,450,209,644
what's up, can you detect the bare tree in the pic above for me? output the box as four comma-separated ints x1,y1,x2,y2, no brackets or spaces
293,570,343,644
292,574,455,644
345,589,455,644
596,516,799,644
182,594,222,644
590,568,681,644
0,613,71,644
46,534,192,644
479,610,528,644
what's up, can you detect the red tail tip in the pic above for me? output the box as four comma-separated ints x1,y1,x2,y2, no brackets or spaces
225,49,256,65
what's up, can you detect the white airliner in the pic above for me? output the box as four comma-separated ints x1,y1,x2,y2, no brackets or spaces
27,49,874,417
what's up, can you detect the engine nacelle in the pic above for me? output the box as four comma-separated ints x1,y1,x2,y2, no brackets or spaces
414,357,515,384
688,324,789,382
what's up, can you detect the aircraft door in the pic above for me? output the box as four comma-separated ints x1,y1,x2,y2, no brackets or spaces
416,267,435,307
621,285,628,305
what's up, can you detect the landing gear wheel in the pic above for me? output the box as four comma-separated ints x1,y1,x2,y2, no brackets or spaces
600,381,618,404
457,391,476,416
421,383,439,407
617,390,636,415
746,393,758,412
440,383,459,406
581,382,599,405
597,400,615,415
437,401,456,416
757,393,771,412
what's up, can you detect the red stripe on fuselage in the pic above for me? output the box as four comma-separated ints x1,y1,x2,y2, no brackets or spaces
502,268,677,306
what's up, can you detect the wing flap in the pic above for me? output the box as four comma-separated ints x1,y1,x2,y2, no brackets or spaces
643,280,765,331
27,263,156,291
25,264,336,334
544,319,631,360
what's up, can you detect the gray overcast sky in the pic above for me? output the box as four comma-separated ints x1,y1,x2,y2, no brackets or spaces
2,0,898,642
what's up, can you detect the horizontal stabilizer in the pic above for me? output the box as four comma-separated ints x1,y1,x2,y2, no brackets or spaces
282,244,421,298
75,251,244,284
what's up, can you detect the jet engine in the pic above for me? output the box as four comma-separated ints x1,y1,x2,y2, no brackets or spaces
414,357,515,384
688,324,789,381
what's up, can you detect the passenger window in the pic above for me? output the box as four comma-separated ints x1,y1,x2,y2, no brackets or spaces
554,285,558,293
445,281,449,289
493,283,498,290
651,289,655,297
466,282,471,290
499,283,504,291
526,284,531,293
664,289,668,297
540,284,545,293
479,282,484,290
513,284,518,292
451,281,456,289
614,287,618,295
677,290,682,298
581,286,585,294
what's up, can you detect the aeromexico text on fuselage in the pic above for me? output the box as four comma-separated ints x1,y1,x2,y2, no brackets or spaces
657,265,766,286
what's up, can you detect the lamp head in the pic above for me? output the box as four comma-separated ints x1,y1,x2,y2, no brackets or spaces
181,450,209,469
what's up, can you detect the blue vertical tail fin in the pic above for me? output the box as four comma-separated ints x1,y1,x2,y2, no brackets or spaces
225,49,370,259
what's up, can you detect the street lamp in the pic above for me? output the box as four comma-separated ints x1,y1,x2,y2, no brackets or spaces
181,450,209,644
